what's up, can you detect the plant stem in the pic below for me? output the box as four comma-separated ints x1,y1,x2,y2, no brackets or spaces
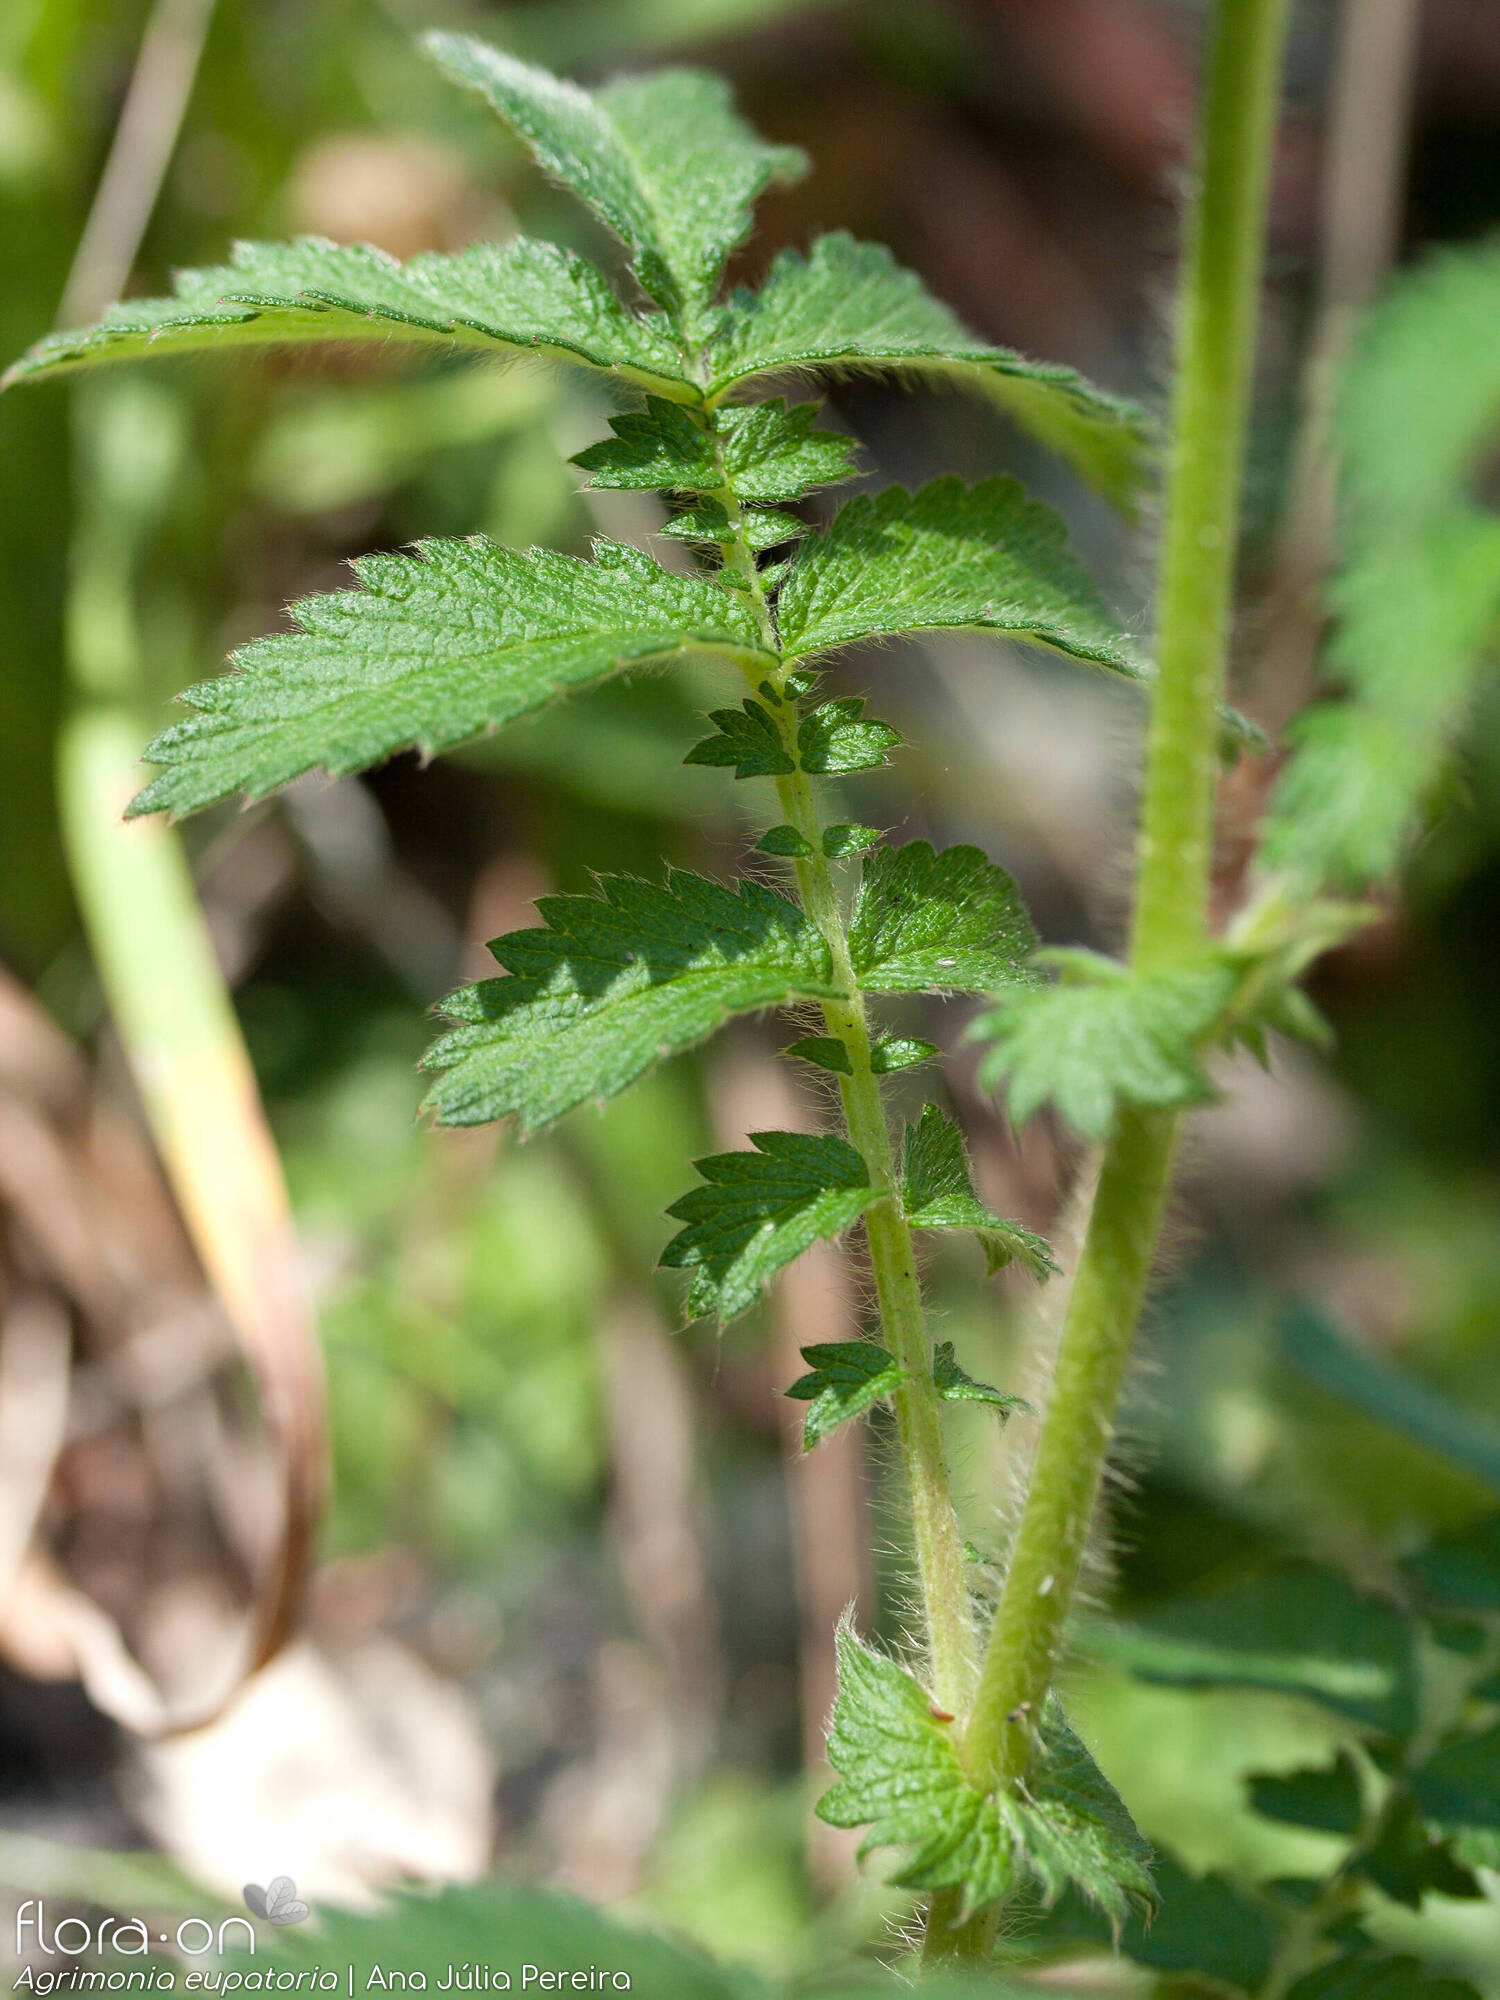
705,428,976,1719
962,0,1292,1799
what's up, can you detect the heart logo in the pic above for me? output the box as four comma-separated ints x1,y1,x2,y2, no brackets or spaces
242,1877,310,1926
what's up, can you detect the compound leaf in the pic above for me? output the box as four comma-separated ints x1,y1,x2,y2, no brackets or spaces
5,237,686,393
424,35,805,316
685,699,794,778
422,871,838,1132
662,1131,873,1322
786,1342,907,1448
777,477,1143,675
975,949,1237,1141
797,697,901,774
817,1628,1154,1926
130,539,770,818
849,841,1037,995
902,1106,1057,1280
703,234,1151,509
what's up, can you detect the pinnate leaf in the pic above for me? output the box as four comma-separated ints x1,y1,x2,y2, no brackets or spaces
797,697,901,774
130,539,769,819
4,237,686,392
902,1106,1056,1279
702,234,1151,508
422,872,838,1132
849,841,1037,994
818,1628,1154,1925
975,948,1237,1141
424,36,804,316
786,1342,906,1448
777,476,1143,675
685,699,793,778
662,1131,872,1322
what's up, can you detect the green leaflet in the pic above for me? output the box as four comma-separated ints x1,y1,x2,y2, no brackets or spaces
713,399,859,502
685,699,794,778
786,1342,907,1448
777,476,1143,675
1248,1753,1363,1835
661,500,801,549
902,1106,1057,1280
756,824,813,858
1117,1855,1276,1992
424,35,805,317
661,1131,873,1322
421,871,839,1132
1357,1794,1481,1909
784,1035,851,1074
3,237,687,393
869,1035,936,1073
975,948,1237,1142
130,539,769,819
572,397,714,489
822,823,883,858
702,234,1152,510
849,841,1038,994
574,396,857,502
797,698,901,774
817,1628,1154,1926
1087,1563,1418,1740
244,1881,760,2000
932,1341,1033,1417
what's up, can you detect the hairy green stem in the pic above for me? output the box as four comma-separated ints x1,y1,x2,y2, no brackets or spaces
702,416,976,1719
962,0,1292,1801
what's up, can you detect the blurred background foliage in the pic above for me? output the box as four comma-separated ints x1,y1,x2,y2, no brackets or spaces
4,0,1500,1994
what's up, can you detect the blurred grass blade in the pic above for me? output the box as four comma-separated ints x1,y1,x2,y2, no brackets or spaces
1279,1302,1500,1494
57,706,327,1724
